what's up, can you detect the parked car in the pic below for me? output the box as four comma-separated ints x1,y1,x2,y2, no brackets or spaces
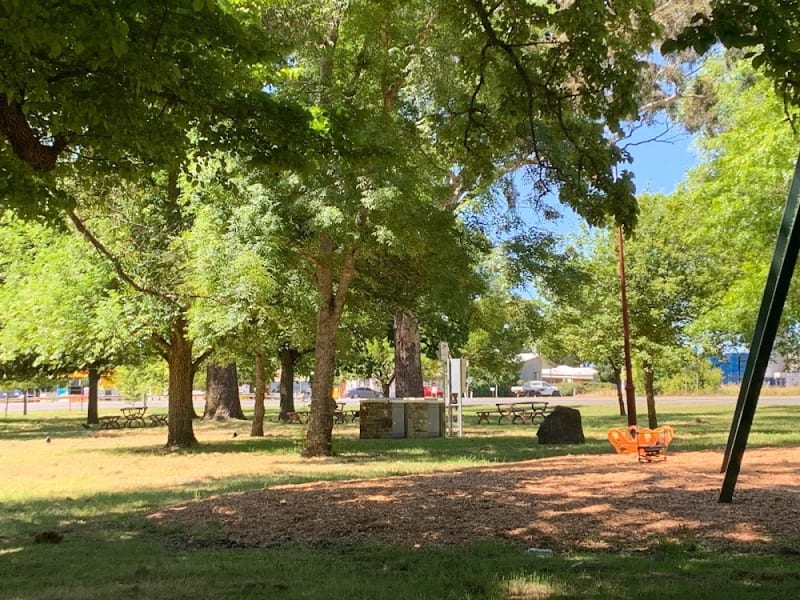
510,380,561,397
344,387,383,399
423,385,443,397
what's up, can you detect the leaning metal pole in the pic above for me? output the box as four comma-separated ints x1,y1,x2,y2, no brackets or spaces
720,151,800,503
617,225,637,427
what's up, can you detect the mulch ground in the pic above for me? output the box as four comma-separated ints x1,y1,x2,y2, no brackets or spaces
149,446,800,553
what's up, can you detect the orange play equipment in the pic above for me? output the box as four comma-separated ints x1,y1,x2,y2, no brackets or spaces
607,425,675,462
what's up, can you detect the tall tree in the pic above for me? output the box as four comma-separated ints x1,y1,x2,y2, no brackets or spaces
258,0,662,456
671,57,799,349
67,169,213,447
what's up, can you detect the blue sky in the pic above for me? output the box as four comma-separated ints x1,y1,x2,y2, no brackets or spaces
624,123,698,196
506,121,701,239
543,123,700,236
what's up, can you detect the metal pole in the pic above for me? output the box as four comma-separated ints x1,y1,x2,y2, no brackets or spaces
617,225,637,427
720,150,800,502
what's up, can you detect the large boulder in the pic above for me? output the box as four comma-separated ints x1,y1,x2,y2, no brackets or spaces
536,406,585,444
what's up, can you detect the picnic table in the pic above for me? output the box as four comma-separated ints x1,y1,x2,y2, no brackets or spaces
493,401,551,425
281,410,308,424
98,415,121,429
529,401,550,424
495,402,528,424
121,406,148,428
148,413,168,427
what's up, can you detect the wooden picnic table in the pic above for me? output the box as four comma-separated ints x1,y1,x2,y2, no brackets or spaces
148,413,168,427
98,415,121,429
121,406,148,428
494,401,551,424
529,401,550,424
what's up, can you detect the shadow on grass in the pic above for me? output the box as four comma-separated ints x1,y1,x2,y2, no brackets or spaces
0,415,100,440
4,403,800,599
4,528,799,600
4,472,800,599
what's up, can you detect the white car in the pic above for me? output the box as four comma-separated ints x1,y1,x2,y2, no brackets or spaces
511,380,561,397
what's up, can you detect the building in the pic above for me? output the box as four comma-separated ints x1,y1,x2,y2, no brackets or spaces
541,364,598,383
711,352,787,385
517,353,549,381
517,353,597,383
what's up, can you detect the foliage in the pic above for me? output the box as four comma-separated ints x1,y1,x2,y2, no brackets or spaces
112,360,169,402
536,228,624,382
461,251,542,389
664,0,800,111
0,0,310,215
671,57,799,351
0,211,137,377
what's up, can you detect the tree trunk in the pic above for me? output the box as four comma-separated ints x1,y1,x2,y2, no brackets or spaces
643,360,658,429
166,318,197,447
278,346,300,420
86,366,100,424
394,309,424,398
203,362,245,420
382,377,393,398
609,359,625,417
304,305,338,456
303,234,357,457
251,351,266,437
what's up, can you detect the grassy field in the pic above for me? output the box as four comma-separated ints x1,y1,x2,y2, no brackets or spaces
2,401,800,599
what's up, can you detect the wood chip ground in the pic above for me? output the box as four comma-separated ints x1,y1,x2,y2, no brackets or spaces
150,446,800,552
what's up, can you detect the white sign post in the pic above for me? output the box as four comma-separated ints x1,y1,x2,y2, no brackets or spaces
449,358,467,437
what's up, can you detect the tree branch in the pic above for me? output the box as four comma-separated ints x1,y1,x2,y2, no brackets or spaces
66,208,182,307
192,347,213,373
0,94,68,171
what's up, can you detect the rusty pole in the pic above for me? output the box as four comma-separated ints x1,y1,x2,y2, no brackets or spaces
617,225,637,427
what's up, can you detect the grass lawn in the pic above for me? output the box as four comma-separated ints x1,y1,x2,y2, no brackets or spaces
1,400,799,599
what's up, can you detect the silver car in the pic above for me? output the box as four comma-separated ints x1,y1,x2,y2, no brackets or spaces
521,380,561,397
344,387,383,399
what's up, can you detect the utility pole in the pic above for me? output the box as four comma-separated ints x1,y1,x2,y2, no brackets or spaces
617,225,637,427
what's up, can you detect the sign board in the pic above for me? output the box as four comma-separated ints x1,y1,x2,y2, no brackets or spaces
449,358,468,395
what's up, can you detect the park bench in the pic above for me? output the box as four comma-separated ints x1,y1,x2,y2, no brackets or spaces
607,425,675,462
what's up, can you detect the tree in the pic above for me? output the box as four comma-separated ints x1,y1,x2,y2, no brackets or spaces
0,211,137,423
0,1,306,215
664,1,800,110
67,169,213,447
185,177,317,426
257,0,664,456
460,251,544,393
537,229,628,415
541,191,713,428
669,58,799,350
